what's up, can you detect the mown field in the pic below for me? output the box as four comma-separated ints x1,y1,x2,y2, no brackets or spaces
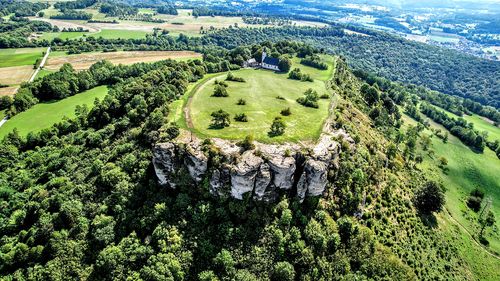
402,112,500,255
44,50,202,70
0,47,45,68
0,86,108,138
187,57,335,143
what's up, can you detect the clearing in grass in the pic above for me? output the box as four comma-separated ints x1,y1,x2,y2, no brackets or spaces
187,57,335,143
0,86,108,138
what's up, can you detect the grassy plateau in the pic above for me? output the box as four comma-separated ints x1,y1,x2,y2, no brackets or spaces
187,56,335,143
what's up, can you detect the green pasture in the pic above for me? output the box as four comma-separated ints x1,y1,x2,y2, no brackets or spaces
0,48,45,68
89,29,150,39
0,86,108,138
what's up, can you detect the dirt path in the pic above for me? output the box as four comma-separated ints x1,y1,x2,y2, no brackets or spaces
445,208,500,260
184,73,224,129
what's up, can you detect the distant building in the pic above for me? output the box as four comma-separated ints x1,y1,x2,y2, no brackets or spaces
242,48,281,71
261,50,280,71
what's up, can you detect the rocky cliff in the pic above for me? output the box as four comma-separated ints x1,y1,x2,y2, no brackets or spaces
152,126,353,203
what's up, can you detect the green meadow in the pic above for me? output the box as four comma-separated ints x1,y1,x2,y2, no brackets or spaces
0,48,45,67
89,29,150,39
0,86,108,138
187,58,335,143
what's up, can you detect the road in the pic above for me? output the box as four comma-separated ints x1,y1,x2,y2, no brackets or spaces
0,47,51,128
30,47,51,82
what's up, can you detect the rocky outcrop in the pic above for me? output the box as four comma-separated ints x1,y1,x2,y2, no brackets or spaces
153,127,351,203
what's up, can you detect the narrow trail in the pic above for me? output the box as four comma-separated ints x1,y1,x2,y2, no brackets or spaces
445,208,500,260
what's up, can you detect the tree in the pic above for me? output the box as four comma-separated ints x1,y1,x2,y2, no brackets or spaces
278,56,292,73
234,113,248,122
269,117,285,137
210,109,230,129
272,261,295,281
361,84,380,105
414,181,445,214
479,211,495,237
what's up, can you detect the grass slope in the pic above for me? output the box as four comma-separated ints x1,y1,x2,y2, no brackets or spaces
0,48,45,67
401,113,500,279
0,86,108,138
188,59,334,143
403,113,500,254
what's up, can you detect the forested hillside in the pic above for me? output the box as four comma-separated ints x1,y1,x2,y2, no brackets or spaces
204,27,500,108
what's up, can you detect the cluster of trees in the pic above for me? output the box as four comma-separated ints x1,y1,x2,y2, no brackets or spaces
118,14,165,23
100,3,138,17
157,4,178,15
50,10,93,20
288,68,313,82
242,16,293,26
420,103,486,152
0,19,53,48
54,0,97,10
226,72,245,82
297,88,319,108
300,54,328,70
0,0,48,17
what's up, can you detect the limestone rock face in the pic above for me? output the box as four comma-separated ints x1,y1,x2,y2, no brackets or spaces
184,142,208,182
152,128,350,203
153,143,178,188
230,152,264,199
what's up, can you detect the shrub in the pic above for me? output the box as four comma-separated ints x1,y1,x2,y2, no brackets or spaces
301,73,313,82
226,72,245,82
237,98,246,105
319,93,329,99
210,109,230,129
234,113,248,122
300,54,328,70
276,96,285,100
297,88,319,108
280,107,291,116
268,117,286,137
212,84,229,97
214,79,228,87
237,135,255,151
288,68,302,80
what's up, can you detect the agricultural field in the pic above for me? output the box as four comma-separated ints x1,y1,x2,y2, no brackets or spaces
0,47,45,68
44,50,202,70
0,86,108,138
30,7,327,39
187,58,335,143
402,113,500,256
0,66,35,86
